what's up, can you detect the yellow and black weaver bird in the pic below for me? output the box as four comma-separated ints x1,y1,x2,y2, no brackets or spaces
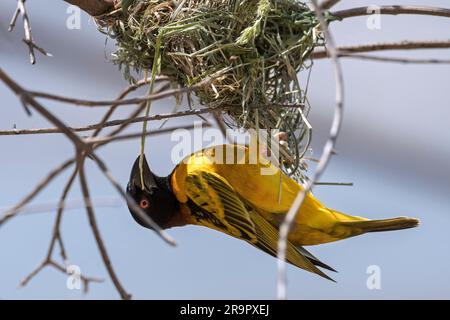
126,144,419,280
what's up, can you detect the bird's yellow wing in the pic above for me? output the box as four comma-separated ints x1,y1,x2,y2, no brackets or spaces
185,170,257,242
184,170,333,280
248,209,334,280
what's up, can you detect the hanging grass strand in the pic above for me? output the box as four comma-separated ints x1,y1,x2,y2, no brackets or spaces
139,33,163,190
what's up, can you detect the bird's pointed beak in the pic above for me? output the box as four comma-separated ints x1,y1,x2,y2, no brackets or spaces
129,154,157,192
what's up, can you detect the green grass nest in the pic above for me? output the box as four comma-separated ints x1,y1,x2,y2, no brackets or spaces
98,0,330,180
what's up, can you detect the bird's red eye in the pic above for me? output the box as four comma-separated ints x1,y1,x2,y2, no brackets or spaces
140,199,149,209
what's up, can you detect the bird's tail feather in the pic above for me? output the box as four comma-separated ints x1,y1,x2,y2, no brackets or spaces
338,217,419,233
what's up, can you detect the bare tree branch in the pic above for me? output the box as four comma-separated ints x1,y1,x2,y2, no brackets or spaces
16,0,35,64
0,108,215,136
0,103,302,137
8,0,51,64
277,0,345,300
28,73,220,107
77,155,131,300
311,40,450,59
46,168,78,263
337,53,450,64
332,5,450,20
48,260,103,294
0,68,182,299
15,78,179,292
87,123,212,145
19,253,103,292
19,167,103,294
8,4,21,31
91,78,156,137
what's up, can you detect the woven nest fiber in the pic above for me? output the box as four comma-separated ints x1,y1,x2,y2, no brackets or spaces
98,0,331,180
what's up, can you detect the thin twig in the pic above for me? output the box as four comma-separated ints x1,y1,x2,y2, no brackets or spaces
277,0,345,300
106,102,148,137
0,103,300,136
19,259,103,292
19,261,46,287
77,155,132,300
9,0,51,64
86,123,212,145
46,168,79,262
91,78,156,137
17,0,36,64
8,4,21,32
332,5,450,20
315,182,353,186
336,53,450,64
311,40,450,59
0,108,215,136
48,261,103,294
29,75,216,107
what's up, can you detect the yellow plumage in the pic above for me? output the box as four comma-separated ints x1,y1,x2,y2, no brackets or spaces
168,144,418,279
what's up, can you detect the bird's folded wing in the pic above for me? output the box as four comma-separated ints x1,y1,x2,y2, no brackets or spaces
186,170,333,280
185,170,257,242
249,210,334,281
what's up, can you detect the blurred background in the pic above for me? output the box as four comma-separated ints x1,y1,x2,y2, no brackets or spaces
0,0,449,299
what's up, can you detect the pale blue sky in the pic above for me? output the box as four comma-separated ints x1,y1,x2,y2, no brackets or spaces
0,1,449,299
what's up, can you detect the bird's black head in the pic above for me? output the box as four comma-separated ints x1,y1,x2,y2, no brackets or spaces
126,155,179,230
